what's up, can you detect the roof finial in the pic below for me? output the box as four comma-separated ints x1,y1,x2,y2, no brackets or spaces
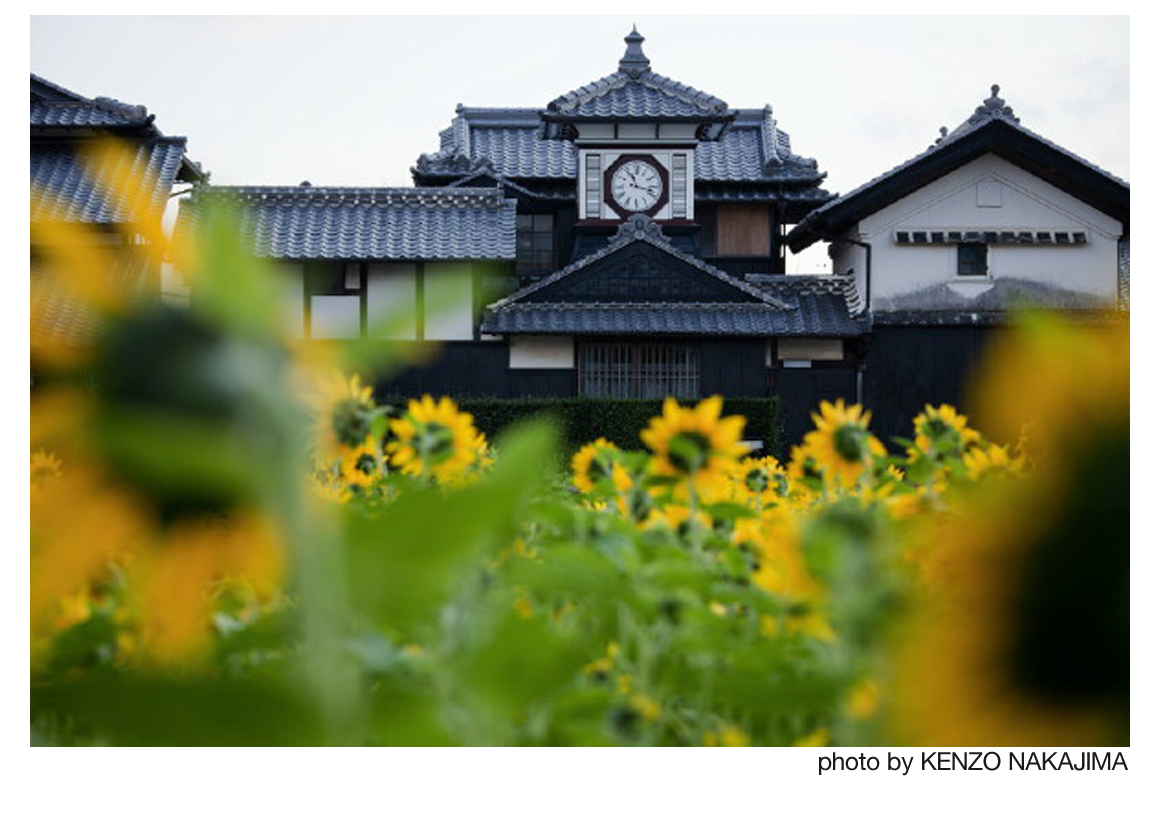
619,25,650,78
964,83,1019,128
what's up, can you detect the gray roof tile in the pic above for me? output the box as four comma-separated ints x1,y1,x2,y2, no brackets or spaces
177,186,517,261
30,137,188,223
414,107,823,184
547,70,729,119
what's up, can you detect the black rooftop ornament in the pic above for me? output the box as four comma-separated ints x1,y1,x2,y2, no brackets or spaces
613,213,669,243
966,84,1020,127
619,25,651,79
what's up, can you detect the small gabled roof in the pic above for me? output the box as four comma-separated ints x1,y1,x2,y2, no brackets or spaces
541,28,733,137
175,185,517,261
787,85,1129,252
489,215,790,311
482,217,867,338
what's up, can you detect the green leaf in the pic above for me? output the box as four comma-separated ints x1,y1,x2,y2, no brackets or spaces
341,420,558,633
31,674,327,746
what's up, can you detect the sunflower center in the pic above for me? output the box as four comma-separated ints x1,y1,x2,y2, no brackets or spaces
834,424,867,462
416,422,455,466
332,399,372,448
745,468,770,493
355,453,378,476
587,452,615,484
668,431,712,474
925,417,951,438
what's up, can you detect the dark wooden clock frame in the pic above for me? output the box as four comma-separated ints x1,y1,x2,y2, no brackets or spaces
603,153,670,220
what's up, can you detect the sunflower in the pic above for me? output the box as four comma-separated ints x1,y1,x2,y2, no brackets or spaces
31,450,63,486
571,438,632,494
640,396,746,486
386,395,479,484
339,436,384,489
962,442,1024,481
737,455,788,508
310,371,378,461
802,400,882,488
912,403,980,457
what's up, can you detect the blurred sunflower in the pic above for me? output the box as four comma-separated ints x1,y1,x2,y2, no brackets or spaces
912,403,980,457
962,442,1023,481
802,400,882,489
339,436,384,490
640,396,746,487
571,438,632,494
310,372,379,462
889,316,1128,746
386,395,480,484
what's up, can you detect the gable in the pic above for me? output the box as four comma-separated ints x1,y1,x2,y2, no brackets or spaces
861,155,1123,239
520,241,759,304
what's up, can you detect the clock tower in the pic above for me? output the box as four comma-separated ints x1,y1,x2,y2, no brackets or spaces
541,27,736,224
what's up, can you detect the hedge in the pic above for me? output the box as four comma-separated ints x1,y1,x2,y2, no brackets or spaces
386,396,780,458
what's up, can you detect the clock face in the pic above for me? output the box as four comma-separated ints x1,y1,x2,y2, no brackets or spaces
610,160,663,213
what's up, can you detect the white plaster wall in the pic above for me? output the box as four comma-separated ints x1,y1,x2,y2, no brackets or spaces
367,262,417,340
310,295,360,339
275,262,304,337
509,336,575,369
835,154,1124,310
424,262,475,341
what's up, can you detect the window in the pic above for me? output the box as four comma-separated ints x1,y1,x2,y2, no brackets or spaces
578,342,699,399
957,243,988,277
307,263,363,338
516,214,555,274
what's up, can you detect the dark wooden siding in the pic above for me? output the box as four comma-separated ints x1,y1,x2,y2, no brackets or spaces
862,325,1000,443
772,367,859,458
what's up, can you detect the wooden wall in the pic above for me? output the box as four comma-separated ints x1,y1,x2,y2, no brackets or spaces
716,204,771,256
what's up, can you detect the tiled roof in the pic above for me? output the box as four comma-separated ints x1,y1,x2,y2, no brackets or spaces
31,73,154,129
745,273,864,315
490,215,790,310
31,100,151,128
482,217,865,337
30,137,189,223
32,259,151,347
545,28,730,123
176,186,517,260
788,85,1129,251
482,302,799,336
549,74,726,119
414,107,823,185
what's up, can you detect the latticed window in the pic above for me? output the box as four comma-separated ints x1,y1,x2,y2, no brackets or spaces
516,213,555,274
578,342,700,399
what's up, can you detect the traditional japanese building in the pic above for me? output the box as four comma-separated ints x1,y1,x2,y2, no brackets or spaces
173,29,1128,450
30,73,204,347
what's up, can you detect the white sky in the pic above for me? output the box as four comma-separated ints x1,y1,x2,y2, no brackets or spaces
30,15,1129,272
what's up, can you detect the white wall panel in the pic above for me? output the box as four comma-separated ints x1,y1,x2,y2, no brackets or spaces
509,336,575,369
310,295,360,339
424,263,474,341
367,262,417,340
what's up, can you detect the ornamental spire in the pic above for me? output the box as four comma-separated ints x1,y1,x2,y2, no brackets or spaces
966,83,1020,127
619,25,651,78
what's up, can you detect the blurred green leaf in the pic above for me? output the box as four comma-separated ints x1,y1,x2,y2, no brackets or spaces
32,675,327,745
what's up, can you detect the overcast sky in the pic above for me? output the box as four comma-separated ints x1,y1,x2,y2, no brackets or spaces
30,15,1129,271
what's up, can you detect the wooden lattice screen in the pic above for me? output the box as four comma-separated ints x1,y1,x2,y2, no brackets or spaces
578,342,700,399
